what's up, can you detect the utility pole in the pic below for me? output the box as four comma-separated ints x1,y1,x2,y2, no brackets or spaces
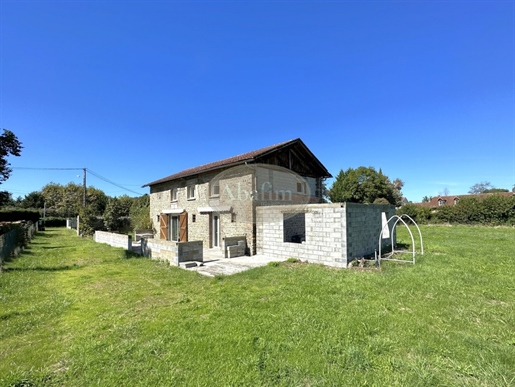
83,168,87,207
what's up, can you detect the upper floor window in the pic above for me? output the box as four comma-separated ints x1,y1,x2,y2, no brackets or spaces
453,198,460,205
438,199,446,206
297,181,306,194
171,187,178,202
211,182,220,197
187,185,196,200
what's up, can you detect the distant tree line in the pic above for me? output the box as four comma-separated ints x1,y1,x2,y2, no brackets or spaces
0,182,151,235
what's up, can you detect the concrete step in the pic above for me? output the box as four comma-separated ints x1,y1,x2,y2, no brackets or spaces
179,261,200,269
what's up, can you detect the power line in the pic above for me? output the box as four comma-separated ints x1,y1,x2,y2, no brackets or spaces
11,166,144,196
86,169,143,196
12,167,83,171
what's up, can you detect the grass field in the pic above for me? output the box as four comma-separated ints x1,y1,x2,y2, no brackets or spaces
0,226,514,386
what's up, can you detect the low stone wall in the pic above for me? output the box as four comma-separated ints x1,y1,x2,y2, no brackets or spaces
141,238,203,266
94,231,132,250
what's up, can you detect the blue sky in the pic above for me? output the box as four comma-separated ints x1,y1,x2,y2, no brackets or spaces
1,1,513,202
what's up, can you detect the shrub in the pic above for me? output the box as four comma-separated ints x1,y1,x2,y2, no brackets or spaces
396,204,432,224
79,207,99,236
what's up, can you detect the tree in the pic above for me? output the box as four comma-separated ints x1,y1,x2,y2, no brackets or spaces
129,194,151,230
422,196,433,203
21,191,45,209
86,187,109,216
117,195,133,217
41,182,108,217
328,166,403,206
103,198,125,231
0,129,23,183
468,181,493,194
0,191,14,207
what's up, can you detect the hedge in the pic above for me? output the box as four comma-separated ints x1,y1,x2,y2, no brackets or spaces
398,195,515,226
41,217,67,227
0,209,40,223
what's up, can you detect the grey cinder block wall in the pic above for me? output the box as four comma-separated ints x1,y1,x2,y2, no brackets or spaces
256,203,395,267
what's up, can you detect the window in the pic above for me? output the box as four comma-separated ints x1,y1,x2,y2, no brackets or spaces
187,185,196,200
454,198,460,205
438,199,446,206
283,213,306,243
192,214,196,223
211,182,220,197
231,213,236,223
297,182,306,194
171,188,178,202
170,216,179,241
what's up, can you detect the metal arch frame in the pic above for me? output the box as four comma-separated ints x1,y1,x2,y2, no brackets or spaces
392,214,424,255
377,214,423,266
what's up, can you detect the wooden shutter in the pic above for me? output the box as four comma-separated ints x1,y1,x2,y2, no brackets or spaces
160,213,169,240
179,211,188,242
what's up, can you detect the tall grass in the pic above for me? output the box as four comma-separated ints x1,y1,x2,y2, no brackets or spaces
0,226,514,386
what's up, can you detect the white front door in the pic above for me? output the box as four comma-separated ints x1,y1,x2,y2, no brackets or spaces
211,213,220,248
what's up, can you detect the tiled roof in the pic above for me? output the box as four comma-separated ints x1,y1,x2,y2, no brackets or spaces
143,138,316,187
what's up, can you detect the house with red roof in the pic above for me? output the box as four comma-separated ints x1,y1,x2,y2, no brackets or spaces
416,192,514,208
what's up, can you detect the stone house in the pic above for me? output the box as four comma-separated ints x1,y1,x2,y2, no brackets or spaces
143,138,332,256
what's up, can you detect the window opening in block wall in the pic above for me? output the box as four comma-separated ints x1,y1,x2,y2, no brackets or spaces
283,213,305,243
171,187,178,201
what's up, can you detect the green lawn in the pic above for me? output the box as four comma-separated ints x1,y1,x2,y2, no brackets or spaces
0,226,514,386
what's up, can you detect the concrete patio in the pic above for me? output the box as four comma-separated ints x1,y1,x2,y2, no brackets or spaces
180,251,287,277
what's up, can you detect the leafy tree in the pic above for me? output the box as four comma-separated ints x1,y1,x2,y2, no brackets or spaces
468,181,493,194
103,198,125,231
328,166,403,206
21,191,45,209
117,195,133,217
422,196,432,203
129,194,151,230
0,191,14,207
86,187,109,216
0,129,23,184
41,182,109,217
